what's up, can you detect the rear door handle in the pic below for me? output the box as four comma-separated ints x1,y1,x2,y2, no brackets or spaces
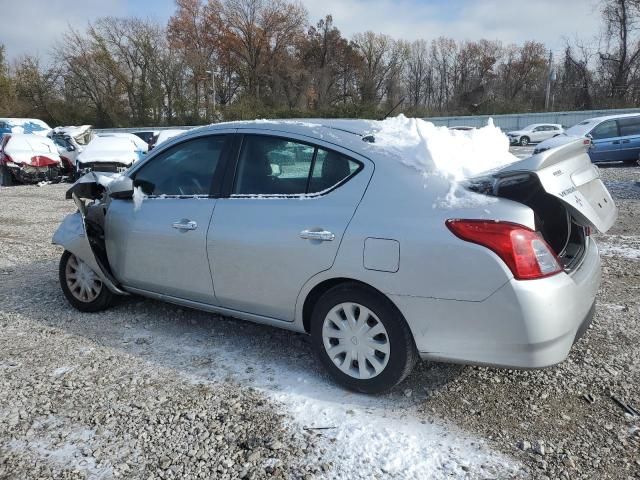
300,229,335,241
612,140,621,144
172,220,198,230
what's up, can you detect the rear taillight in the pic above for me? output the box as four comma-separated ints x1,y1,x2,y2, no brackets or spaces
446,219,563,280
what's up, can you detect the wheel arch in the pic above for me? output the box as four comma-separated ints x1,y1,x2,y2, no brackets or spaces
301,277,407,335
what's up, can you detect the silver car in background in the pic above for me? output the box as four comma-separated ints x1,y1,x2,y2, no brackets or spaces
507,123,564,146
53,120,617,393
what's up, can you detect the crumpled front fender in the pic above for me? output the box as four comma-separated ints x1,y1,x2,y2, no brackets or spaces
52,212,127,295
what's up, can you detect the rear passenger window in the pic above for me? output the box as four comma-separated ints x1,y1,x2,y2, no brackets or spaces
233,135,361,196
590,121,619,140
234,136,314,195
617,117,640,137
309,149,360,193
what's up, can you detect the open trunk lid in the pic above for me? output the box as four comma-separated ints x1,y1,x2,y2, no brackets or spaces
490,139,617,233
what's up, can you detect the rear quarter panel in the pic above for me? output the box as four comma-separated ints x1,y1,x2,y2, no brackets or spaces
299,160,536,304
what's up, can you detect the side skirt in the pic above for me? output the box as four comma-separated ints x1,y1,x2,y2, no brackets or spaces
123,286,306,333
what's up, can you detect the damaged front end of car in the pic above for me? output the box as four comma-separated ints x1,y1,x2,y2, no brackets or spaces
52,172,134,296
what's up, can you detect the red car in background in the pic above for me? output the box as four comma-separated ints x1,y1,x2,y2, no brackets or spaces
0,133,62,185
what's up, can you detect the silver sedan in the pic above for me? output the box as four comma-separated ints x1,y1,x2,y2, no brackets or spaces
53,120,617,393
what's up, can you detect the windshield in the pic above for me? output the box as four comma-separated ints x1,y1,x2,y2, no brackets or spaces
564,120,598,137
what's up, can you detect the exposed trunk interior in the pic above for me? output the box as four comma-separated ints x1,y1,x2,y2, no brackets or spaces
470,173,588,271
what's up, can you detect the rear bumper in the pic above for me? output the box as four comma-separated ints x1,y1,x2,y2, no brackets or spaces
391,237,601,369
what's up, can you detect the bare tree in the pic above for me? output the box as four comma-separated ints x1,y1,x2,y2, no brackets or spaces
598,0,640,101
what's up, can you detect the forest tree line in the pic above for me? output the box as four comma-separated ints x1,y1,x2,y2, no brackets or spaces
0,0,639,127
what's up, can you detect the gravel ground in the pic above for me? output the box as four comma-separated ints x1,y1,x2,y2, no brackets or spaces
0,156,639,479
0,187,320,479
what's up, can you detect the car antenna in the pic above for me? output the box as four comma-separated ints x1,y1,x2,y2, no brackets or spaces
380,97,405,120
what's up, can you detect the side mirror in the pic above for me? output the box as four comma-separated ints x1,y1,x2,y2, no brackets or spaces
67,145,76,152
270,163,282,177
109,176,134,199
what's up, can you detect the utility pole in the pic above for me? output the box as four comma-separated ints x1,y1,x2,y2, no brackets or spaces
544,49,554,111
206,69,216,119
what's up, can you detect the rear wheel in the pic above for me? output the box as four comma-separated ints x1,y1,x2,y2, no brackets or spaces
310,283,418,394
59,251,115,312
0,164,13,186
519,136,530,146
624,158,638,166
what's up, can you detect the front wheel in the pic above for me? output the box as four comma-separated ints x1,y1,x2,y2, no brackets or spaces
310,283,418,394
59,251,115,312
519,136,530,146
0,164,13,186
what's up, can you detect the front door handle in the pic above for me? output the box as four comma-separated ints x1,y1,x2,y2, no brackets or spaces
612,140,621,144
300,229,335,241
621,139,631,144
172,220,198,230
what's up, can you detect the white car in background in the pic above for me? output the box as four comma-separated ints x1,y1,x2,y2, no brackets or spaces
98,132,149,154
0,133,62,185
75,136,142,175
507,124,564,146
49,125,95,175
154,129,189,147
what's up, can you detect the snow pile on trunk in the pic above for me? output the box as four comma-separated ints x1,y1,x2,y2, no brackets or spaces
368,115,518,207
369,115,517,181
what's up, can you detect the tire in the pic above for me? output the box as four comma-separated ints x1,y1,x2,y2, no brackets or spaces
624,158,638,166
519,136,530,146
59,251,115,312
310,283,418,394
0,164,13,186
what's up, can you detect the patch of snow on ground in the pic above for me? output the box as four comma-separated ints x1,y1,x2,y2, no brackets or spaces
599,243,640,259
122,321,521,479
598,235,640,259
8,425,112,479
51,366,74,377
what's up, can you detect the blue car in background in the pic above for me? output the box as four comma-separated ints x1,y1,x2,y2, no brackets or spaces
0,118,51,136
534,113,640,164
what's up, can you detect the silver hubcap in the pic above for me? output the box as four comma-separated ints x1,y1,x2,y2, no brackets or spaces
65,254,102,303
322,302,390,380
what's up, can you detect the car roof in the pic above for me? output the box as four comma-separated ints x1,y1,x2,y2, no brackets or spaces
186,119,373,149
581,112,640,123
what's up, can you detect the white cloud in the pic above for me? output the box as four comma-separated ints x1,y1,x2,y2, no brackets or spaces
300,0,603,51
1,0,127,63
2,0,604,64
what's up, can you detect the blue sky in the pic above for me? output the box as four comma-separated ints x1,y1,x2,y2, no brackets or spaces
2,0,603,63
